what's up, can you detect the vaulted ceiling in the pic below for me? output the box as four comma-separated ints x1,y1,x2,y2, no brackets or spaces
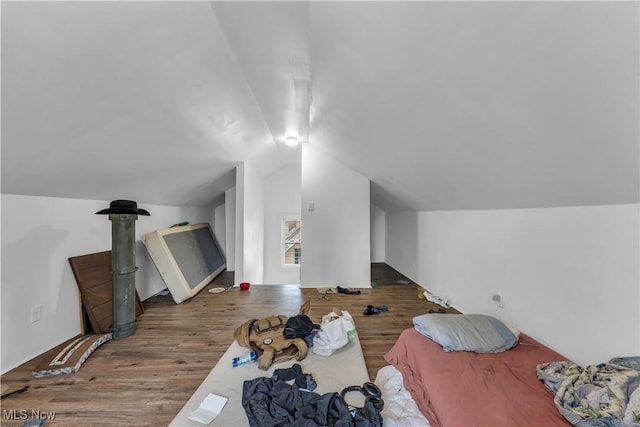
2,1,638,211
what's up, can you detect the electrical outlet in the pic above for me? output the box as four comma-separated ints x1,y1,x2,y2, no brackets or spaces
31,305,42,323
491,294,504,308
307,201,315,212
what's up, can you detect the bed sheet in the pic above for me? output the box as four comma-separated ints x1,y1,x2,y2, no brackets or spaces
384,328,570,427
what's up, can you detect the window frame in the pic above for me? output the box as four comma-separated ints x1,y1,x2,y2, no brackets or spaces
280,214,301,268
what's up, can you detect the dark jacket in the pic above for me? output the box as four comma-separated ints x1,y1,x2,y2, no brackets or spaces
242,375,381,427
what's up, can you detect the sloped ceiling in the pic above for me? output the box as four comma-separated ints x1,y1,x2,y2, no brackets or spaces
2,1,638,211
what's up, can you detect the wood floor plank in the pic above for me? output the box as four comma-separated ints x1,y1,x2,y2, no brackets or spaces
1,265,457,426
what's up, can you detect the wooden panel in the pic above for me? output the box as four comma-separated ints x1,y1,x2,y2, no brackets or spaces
69,250,144,334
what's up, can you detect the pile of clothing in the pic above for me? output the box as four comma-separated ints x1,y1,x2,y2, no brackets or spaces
242,364,383,427
537,357,640,426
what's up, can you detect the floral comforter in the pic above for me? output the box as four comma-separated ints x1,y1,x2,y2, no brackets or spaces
537,357,640,426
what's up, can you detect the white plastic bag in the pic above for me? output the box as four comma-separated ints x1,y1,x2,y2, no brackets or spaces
312,309,356,356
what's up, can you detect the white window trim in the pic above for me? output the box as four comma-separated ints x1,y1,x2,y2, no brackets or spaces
280,214,301,268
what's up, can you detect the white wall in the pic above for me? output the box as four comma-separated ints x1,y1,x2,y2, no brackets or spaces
300,144,371,287
370,204,386,263
263,165,302,285
234,167,245,284
213,202,226,262
224,187,236,271
234,162,265,285
386,203,639,367
1,194,214,373
385,211,421,282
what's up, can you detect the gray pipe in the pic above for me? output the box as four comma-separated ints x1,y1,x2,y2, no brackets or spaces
109,213,138,339
96,200,150,339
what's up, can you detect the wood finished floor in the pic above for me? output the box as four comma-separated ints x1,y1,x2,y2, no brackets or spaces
0,263,458,426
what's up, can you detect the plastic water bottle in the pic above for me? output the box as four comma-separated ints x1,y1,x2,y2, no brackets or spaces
232,351,257,367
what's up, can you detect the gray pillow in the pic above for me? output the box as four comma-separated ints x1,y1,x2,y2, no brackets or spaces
413,313,518,353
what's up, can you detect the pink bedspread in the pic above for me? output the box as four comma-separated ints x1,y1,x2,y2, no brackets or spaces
384,328,570,427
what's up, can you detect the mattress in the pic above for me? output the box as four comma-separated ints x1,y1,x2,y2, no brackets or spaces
170,335,370,426
384,328,570,427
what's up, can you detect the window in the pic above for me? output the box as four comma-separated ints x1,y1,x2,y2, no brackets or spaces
282,217,301,265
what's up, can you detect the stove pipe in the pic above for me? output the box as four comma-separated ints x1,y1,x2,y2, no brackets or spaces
96,200,150,339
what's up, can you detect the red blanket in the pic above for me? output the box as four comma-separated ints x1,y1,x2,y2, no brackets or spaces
384,328,570,427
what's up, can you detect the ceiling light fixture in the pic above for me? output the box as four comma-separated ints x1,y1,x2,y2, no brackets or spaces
285,136,299,147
